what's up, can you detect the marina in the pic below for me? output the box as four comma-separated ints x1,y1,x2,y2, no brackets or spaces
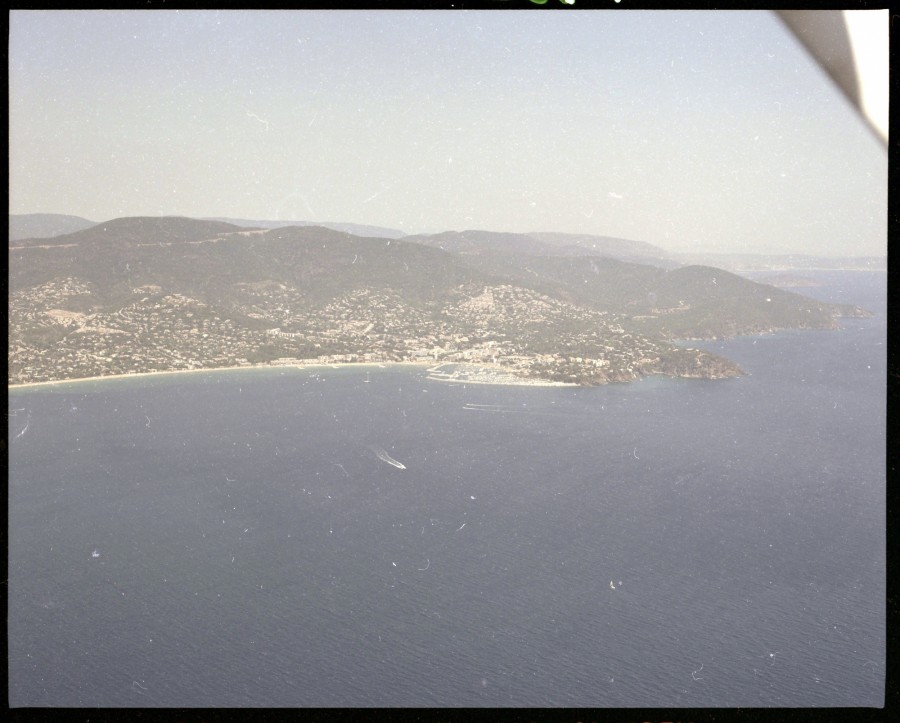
426,363,577,387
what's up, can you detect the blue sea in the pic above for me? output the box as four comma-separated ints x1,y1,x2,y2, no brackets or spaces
8,271,885,707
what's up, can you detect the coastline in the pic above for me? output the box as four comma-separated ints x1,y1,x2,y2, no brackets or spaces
7,361,435,390
7,360,570,390
425,363,578,387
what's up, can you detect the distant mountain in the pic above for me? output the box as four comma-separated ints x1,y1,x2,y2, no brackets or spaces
403,230,561,257
203,217,405,239
9,216,254,250
528,231,680,268
403,229,680,269
675,252,886,273
9,213,97,241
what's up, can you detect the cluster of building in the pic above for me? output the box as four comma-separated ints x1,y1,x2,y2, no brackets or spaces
9,277,729,386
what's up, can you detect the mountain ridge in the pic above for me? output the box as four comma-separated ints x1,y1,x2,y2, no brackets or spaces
9,215,869,386
202,216,406,239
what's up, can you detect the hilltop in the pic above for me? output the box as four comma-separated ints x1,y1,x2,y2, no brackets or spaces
202,217,405,239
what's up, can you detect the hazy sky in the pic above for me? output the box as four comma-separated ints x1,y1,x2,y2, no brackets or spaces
9,9,887,255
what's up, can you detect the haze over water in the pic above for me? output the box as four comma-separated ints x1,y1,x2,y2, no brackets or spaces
8,271,885,707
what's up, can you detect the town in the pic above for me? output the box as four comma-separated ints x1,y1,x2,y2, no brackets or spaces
8,276,741,386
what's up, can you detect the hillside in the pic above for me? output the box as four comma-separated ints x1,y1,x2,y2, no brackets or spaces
621,266,867,339
528,231,679,267
8,216,866,386
403,230,561,257
404,229,679,268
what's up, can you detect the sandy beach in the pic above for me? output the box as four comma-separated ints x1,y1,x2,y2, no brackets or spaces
7,361,439,390
7,360,568,390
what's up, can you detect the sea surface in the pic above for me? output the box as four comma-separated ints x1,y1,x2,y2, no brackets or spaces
8,270,885,707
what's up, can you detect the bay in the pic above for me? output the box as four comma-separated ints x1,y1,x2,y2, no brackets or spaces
8,271,885,707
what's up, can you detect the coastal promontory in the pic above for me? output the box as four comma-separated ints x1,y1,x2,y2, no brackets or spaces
9,217,866,387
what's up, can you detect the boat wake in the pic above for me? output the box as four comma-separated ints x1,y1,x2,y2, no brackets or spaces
368,445,407,470
461,403,567,416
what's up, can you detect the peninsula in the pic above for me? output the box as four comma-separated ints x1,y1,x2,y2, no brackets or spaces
8,216,869,387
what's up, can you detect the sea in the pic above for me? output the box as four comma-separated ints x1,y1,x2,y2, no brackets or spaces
8,270,886,708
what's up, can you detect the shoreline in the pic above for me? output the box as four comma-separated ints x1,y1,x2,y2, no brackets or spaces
424,362,577,388
8,350,750,392
7,361,437,390
8,360,570,390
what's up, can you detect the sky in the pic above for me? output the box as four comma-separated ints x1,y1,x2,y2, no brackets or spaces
8,9,887,256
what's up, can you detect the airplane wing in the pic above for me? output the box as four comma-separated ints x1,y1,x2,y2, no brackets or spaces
776,9,888,146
